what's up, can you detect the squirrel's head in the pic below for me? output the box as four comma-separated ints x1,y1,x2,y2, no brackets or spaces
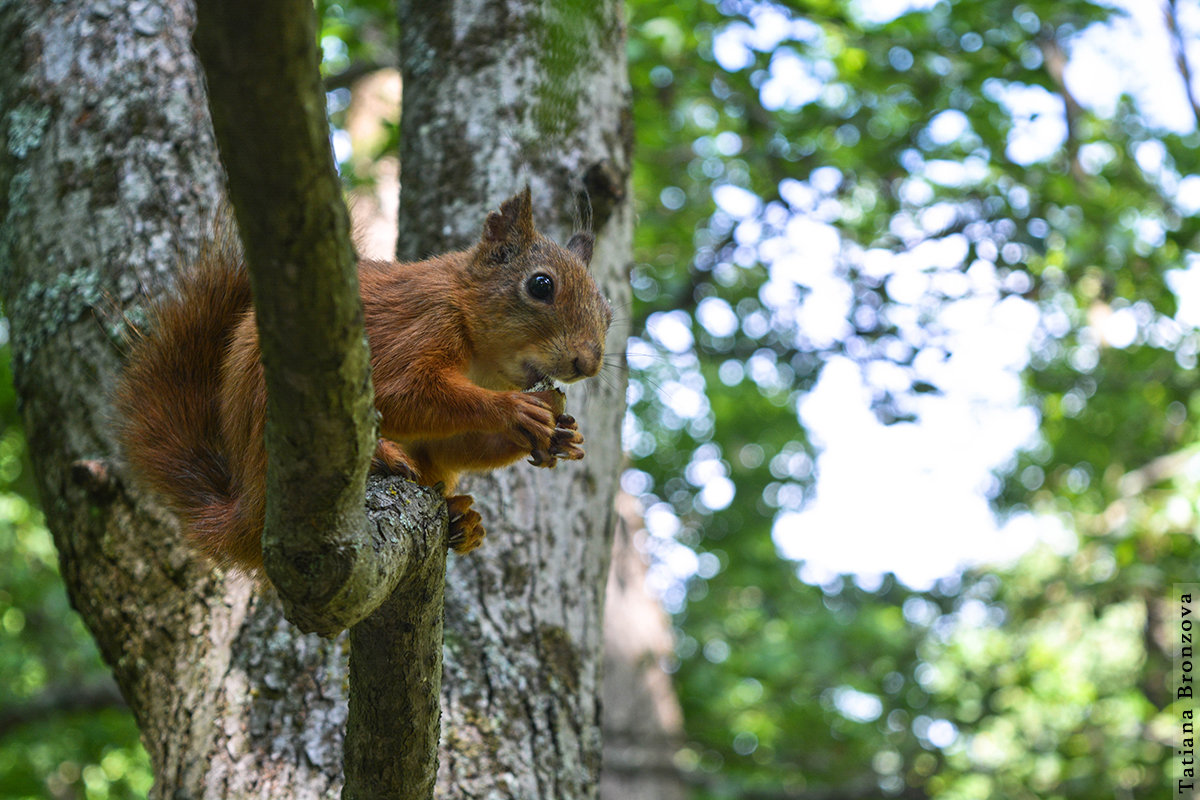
466,187,613,391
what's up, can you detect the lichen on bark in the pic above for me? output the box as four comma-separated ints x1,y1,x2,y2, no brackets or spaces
530,0,604,139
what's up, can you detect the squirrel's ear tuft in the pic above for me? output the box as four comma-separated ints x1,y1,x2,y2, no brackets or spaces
566,231,594,266
483,186,535,257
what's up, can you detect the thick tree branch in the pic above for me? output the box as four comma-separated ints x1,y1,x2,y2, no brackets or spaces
193,1,448,791
193,0,394,635
344,479,448,800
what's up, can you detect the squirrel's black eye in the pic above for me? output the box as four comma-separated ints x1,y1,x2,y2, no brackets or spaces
526,273,554,302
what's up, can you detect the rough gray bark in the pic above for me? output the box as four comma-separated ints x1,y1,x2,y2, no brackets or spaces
0,1,442,797
395,1,633,797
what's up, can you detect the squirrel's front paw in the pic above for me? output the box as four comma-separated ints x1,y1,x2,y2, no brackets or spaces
529,414,585,467
446,494,484,554
504,392,558,452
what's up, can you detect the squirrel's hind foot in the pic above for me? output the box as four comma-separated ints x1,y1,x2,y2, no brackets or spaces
372,439,421,482
447,494,485,553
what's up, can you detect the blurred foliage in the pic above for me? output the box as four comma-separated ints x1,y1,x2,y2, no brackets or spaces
4,1,1199,799
0,339,150,799
623,0,1200,797
318,0,400,189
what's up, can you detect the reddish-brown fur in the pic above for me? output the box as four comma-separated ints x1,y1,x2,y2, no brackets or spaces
115,189,611,574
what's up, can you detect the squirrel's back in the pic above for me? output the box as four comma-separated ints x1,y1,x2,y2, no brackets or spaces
113,219,257,569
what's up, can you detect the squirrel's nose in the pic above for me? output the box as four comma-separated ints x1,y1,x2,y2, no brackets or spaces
573,344,602,379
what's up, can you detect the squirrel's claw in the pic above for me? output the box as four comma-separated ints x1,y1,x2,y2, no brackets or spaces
528,449,557,468
550,414,585,460
528,414,586,468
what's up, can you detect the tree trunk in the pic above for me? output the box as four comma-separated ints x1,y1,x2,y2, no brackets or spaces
0,0,630,797
0,1,349,796
394,2,632,797
600,494,687,800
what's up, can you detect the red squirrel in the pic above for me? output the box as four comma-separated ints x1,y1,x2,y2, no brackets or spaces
114,188,612,574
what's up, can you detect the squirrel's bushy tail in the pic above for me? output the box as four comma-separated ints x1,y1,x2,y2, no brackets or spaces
114,218,255,569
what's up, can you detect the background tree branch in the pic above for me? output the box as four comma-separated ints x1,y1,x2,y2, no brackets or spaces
0,680,126,739
1166,0,1200,126
1039,35,1086,182
325,59,399,92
